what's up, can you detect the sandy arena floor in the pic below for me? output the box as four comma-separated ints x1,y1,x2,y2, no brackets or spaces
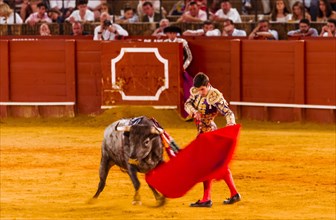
0,107,335,219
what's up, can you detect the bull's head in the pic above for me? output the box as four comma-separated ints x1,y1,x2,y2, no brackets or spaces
116,124,163,164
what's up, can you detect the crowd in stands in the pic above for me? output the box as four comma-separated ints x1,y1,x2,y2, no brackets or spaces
0,0,335,38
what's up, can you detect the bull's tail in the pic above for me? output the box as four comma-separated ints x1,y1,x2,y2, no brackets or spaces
93,142,114,199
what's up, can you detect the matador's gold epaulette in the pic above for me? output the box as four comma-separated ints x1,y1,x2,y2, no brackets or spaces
190,87,199,96
206,88,223,105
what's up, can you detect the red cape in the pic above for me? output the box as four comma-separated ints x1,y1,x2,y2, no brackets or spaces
145,124,241,198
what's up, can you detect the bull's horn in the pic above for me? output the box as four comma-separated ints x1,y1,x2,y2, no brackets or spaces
116,125,131,132
151,127,163,134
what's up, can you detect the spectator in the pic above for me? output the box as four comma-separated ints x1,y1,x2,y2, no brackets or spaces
183,20,221,36
66,0,94,23
49,0,75,20
209,0,221,14
287,18,318,36
222,18,247,36
116,7,138,23
20,0,41,22
137,0,165,18
186,0,207,11
248,19,279,40
48,8,63,23
211,0,242,23
71,21,89,36
168,0,185,16
317,0,336,22
241,0,276,15
152,18,170,36
291,1,311,22
39,22,51,36
87,0,104,21
176,1,207,22
93,12,128,41
100,2,110,15
261,0,271,15
291,0,312,9
25,2,51,25
164,26,192,70
331,0,336,10
310,0,319,21
288,0,300,7
0,2,23,24
271,0,292,22
242,0,252,15
320,18,336,36
141,1,161,22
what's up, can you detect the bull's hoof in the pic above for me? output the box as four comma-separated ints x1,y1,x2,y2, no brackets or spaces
132,200,142,205
87,198,98,204
156,196,166,207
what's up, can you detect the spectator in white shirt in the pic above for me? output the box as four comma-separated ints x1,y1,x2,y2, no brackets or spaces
66,0,94,23
0,2,23,24
183,20,221,36
177,1,207,22
248,19,279,40
222,18,247,36
93,12,128,41
49,0,75,19
211,0,242,23
87,0,104,21
25,2,52,25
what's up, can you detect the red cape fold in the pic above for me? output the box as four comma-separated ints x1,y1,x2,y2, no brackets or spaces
145,124,241,198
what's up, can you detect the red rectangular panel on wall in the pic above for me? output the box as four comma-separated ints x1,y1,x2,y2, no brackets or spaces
76,40,102,114
242,41,297,103
240,41,298,121
65,40,76,103
230,39,242,114
100,42,182,107
305,39,336,105
8,40,75,102
305,39,336,123
0,40,9,117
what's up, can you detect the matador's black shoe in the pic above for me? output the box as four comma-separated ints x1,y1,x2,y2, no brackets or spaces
223,193,241,205
190,200,212,207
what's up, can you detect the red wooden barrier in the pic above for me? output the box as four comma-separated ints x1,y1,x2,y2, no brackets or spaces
0,38,335,123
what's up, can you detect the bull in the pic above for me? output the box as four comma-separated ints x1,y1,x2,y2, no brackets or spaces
92,116,166,206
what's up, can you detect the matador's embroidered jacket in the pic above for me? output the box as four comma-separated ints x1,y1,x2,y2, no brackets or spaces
164,37,192,70
184,86,236,133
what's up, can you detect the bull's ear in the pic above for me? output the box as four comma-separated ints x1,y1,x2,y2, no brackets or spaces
115,125,131,132
151,127,163,135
